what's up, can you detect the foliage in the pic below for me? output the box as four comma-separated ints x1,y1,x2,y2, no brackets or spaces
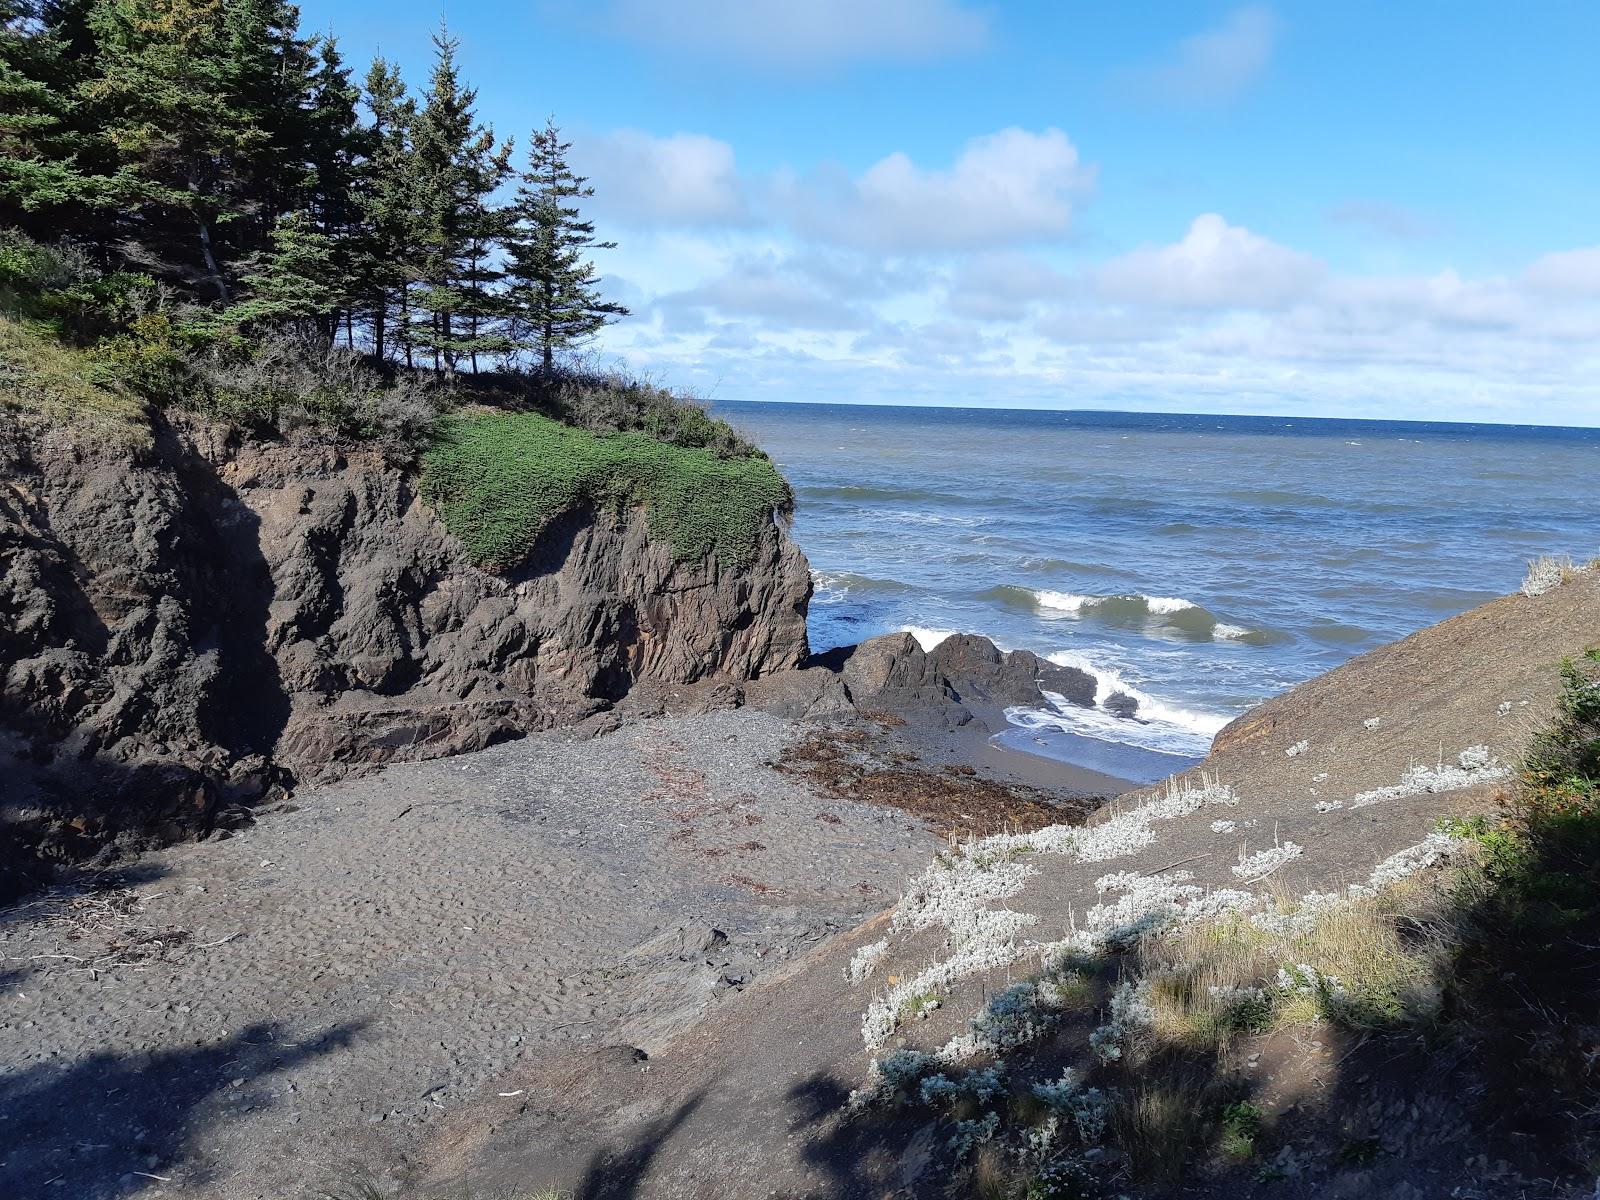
1,2,628,373
503,117,628,371
420,411,790,569
0,311,146,429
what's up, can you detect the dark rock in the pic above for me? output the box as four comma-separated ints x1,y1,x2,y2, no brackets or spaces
1103,691,1140,719
743,667,853,720
929,634,1095,709
836,633,971,728
0,411,813,897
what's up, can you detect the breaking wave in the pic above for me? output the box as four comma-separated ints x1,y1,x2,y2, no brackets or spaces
978,586,1270,644
1002,649,1233,759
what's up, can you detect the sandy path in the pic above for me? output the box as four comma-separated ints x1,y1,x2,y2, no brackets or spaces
0,711,941,1200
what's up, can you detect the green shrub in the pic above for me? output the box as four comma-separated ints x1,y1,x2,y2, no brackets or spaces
420,410,792,569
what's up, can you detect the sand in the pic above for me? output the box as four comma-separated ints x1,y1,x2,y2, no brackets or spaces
0,708,1114,1200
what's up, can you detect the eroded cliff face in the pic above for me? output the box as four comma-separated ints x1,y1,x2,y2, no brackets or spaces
0,413,811,896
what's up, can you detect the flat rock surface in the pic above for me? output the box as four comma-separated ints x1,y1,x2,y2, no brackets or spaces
0,711,944,1200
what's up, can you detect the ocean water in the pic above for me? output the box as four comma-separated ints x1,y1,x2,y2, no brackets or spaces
716,402,1600,782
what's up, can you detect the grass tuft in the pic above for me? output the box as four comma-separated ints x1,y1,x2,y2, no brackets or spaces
419,410,792,570
0,314,149,434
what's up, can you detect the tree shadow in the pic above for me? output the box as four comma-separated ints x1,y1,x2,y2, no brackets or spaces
0,1017,367,1198
573,1090,706,1200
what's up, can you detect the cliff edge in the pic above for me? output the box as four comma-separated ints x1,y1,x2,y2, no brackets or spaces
0,410,811,897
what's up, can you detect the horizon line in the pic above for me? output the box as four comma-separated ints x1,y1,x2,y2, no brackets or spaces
708,396,1600,434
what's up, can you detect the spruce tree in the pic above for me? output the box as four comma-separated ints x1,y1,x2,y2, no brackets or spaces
225,209,343,334
408,25,510,375
503,118,627,373
0,0,108,238
353,56,416,365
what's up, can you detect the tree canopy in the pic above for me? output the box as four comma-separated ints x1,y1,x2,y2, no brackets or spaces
0,0,627,371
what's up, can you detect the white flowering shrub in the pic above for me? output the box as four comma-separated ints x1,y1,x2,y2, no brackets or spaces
1286,739,1309,757
1363,716,1382,731
1347,746,1509,809
1088,977,1155,1062
919,1065,1004,1108
947,1111,999,1157
845,939,888,983
1521,554,1575,597
1211,819,1237,833
1232,841,1304,880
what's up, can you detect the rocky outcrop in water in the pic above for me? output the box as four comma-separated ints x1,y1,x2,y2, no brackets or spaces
0,412,810,897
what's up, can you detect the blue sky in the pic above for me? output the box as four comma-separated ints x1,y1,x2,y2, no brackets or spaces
310,1,1600,425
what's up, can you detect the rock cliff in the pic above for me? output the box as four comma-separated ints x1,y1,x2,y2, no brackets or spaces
0,412,811,896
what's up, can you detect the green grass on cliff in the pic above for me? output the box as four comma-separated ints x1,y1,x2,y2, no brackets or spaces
0,314,148,433
419,410,793,571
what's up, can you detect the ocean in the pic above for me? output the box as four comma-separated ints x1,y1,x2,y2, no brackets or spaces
715,401,1600,783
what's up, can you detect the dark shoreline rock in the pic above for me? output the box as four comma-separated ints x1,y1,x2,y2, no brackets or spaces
0,410,811,899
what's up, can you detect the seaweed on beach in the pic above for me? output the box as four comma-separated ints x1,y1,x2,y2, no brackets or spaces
776,725,1104,839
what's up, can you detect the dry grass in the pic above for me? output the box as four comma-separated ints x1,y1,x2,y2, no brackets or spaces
1110,1074,1221,1187
1133,875,1460,1059
0,314,148,435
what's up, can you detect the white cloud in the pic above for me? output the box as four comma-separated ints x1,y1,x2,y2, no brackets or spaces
578,130,747,227
781,128,1094,253
1523,246,1600,297
1096,213,1323,310
946,253,1072,321
658,254,876,331
1123,6,1278,105
604,0,988,69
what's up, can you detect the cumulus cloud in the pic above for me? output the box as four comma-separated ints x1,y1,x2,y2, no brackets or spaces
1096,213,1324,310
655,252,902,331
780,128,1094,253
1122,6,1278,105
946,253,1072,321
1522,246,1600,297
578,130,747,227
603,0,988,69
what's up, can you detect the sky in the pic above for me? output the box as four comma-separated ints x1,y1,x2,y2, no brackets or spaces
309,0,1600,426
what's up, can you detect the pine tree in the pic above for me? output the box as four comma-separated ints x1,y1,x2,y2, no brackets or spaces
79,0,335,304
503,118,627,373
0,1,109,238
407,25,510,375
224,208,343,333
353,56,416,365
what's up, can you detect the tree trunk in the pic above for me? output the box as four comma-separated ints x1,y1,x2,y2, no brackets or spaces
196,217,230,305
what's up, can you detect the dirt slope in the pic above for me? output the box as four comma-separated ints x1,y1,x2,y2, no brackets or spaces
424,572,1600,1198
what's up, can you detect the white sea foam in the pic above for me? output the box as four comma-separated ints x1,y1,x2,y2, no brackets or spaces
1034,590,1095,613
811,571,849,604
1030,590,1256,642
1031,590,1197,616
1008,650,1232,758
901,626,960,651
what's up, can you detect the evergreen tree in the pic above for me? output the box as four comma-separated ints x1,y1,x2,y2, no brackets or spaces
407,24,510,375
80,0,333,303
0,1,108,237
224,209,343,334
503,117,626,373
353,55,416,365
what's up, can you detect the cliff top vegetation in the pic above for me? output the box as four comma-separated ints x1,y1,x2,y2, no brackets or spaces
0,1,782,567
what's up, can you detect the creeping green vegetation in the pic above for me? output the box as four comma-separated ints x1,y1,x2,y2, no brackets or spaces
420,410,793,570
